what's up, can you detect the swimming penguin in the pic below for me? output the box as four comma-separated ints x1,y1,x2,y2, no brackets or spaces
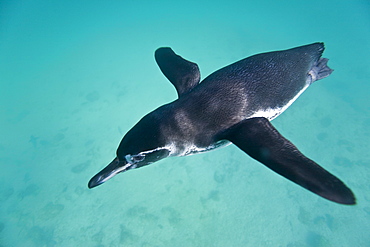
88,43,356,205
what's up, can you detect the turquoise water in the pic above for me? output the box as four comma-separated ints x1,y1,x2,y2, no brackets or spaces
1,0,369,246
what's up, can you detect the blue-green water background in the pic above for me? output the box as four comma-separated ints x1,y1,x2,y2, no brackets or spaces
1,1,369,246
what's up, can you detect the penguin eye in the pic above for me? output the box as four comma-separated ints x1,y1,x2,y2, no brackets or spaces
131,154,145,163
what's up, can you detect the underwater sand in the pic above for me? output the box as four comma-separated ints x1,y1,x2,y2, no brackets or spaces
1,0,369,246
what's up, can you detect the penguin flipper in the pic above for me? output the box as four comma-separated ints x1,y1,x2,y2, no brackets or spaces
220,117,356,205
155,47,200,97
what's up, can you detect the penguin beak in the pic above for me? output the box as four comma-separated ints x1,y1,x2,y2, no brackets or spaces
88,157,133,189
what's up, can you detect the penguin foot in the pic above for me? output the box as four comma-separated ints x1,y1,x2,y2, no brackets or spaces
309,58,334,82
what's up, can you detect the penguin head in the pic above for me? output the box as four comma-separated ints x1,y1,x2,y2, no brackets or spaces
88,113,171,189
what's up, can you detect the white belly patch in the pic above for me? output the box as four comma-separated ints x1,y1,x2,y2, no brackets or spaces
249,82,310,121
168,140,231,157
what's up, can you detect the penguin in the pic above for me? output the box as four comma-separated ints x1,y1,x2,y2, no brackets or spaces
88,43,356,205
